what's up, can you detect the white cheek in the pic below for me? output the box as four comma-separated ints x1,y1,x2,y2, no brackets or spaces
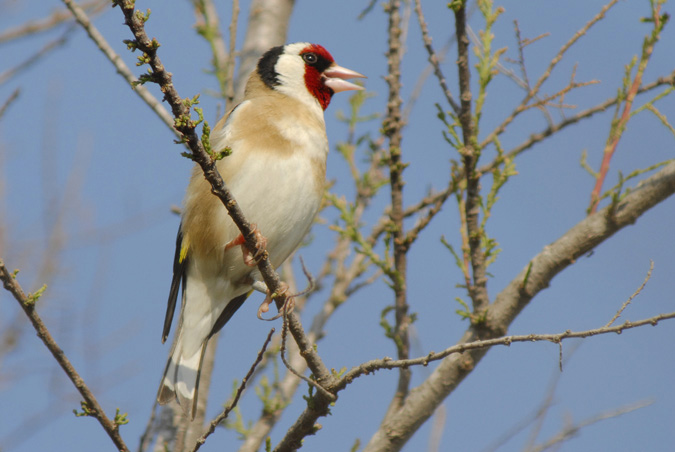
275,55,324,115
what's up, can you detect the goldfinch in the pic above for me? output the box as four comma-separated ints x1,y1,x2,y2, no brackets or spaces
157,42,365,418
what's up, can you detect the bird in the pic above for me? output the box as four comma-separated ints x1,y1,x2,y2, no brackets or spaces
157,42,365,418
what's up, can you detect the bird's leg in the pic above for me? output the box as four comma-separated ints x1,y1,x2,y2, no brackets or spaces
257,281,295,320
224,223,268,267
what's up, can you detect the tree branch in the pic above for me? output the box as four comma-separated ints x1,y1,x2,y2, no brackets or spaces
341,311,675,381
0,260,130,452
453,1,490,317
361,159,675,451
190,329,275,452
413,0,459,114
477,68,675,175
381,0,412,421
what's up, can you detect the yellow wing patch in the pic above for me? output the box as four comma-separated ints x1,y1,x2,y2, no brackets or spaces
179,235,190,263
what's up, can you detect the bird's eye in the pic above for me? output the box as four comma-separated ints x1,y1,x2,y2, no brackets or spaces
303,53,318,65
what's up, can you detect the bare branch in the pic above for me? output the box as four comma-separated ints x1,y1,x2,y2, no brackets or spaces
453,1,490,317
480,0,621,149
192,0,230,101
0,88,20,121
605,260,654,327
477,69,675,176
0,0,105,44
362,159,675,451
343,312,675,381
413,0,459,113
190,329,275,452
381,0,412,420
0,27,74,86
0,259,130,452
527,400,653,452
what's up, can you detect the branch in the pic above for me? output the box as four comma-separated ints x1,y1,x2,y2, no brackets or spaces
413,0,459,114
190,329,275,452
342,311,675,381
0,0,105,44
453,1,490,317
192,0,232,102
588,2,667,213
381,0,412,420
0,260,130,452
0,26,74,86
480,0,620,149
0,88,20,121
527,400,652,452
477,68,675,175
362,160,675,452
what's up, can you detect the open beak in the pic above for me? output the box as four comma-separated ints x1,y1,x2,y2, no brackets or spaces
323,64,366,93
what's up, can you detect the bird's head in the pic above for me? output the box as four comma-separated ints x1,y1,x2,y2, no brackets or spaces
257,42,365,111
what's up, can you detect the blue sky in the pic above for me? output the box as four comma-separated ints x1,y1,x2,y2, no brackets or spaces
1,0,674,451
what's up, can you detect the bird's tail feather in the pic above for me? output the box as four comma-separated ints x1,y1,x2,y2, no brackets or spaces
157,336,207,420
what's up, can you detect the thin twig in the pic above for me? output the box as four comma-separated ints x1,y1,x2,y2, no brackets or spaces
0,0,105,44
413,0,459,113
605,260,654,327
0,259,130,452
480,0,621,149
477,69,675,176
0,88,20,121
527,400,653,452
279,299,334,401
0,27,74,86
588,3,665,213
190,328,275,452
339,311,675,385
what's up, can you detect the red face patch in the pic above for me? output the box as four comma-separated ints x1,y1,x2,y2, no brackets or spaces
300,44,336,110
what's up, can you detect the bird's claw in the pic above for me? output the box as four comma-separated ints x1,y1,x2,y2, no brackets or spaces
224,223,268,267
257,282,295,321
